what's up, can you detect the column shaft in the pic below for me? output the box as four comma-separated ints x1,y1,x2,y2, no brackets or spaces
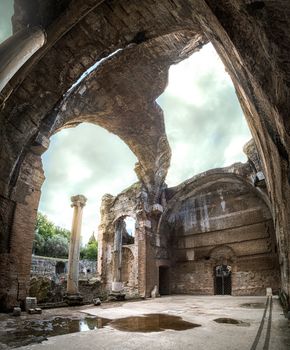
66,195,87,297
0,27,46,93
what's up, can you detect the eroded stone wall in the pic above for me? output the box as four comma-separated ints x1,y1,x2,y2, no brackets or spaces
162,163,280,296
0,151,44,310
29,276,103,305
30,256,97,278
98,183,141,297
98,180,166,298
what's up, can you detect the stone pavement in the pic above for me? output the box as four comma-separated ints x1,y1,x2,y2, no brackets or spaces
16,295,290,350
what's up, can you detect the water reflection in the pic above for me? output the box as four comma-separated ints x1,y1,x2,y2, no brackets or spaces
111,313,201,332
0,313,201,348
0,316,111,348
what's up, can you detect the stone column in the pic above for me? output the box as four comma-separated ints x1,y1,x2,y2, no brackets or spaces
111,220,124,293
66,194,87,304
0,27,46,93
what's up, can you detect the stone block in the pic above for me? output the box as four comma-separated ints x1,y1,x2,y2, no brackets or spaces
25,297,37,311
186,249,195,261
151,285,159,298
93,298,101,306
254,171,266,187
64,293,83,306
109,292,126,301
256,171,265,181
112,282,124,292
28,308,38,314
266,287,272,296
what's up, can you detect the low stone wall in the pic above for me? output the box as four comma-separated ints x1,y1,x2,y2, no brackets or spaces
29,256,100,305
29,275,105,305
31,255,97,278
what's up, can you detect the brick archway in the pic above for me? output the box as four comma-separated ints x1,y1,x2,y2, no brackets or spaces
1,0,290,310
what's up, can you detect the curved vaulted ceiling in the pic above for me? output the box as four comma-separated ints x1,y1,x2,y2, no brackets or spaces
0,0,206,199
53,31,206,198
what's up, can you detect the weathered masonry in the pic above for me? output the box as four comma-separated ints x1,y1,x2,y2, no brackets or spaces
0,1,290,311
98,143,280,298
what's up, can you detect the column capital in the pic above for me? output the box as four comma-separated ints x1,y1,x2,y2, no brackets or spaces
71,194,87,208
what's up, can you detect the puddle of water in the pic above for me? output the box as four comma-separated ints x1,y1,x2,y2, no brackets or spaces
0,316,111,348
213,318,250,327
240,303,265,309
0,313,201,347
110,313,201,332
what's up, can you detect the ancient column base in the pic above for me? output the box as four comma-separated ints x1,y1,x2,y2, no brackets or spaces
64,293,83,306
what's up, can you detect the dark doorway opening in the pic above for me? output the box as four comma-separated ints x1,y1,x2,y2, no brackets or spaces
214,265,231,295
159,266,170,295
55,261,65,274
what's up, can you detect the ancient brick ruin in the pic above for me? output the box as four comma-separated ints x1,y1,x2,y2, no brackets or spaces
0,1,290,314
98,143,280,298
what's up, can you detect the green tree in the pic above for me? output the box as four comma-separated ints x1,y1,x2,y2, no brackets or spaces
33,231,46,255
80,233,98,261
45,235,69,258
33,212,70,258
84,240,98,260
55,226,71,240
36,212,55,239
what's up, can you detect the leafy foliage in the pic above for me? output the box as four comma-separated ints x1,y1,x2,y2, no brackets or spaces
45,235,69,258
33,231,46,255
33,213,98,260
80,233,98,261
33,212,70,258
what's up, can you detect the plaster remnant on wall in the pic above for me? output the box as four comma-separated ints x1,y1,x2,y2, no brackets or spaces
218,191,226,212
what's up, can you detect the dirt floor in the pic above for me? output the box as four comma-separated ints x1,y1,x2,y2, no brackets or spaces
0,295,289,350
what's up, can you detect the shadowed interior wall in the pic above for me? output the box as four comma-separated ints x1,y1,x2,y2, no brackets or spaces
164,170,280,296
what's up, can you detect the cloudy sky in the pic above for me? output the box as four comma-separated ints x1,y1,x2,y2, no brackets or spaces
1,3,251,243
0,0,13,43
158,44,251,185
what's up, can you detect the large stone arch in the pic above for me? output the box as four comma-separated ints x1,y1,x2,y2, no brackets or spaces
0,0,290,309
0,28,204,309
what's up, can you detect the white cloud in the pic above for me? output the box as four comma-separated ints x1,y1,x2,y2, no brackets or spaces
66,155,93,184
223,136,249,166
166,44,230,107
40,124,138,244
159,43,251,186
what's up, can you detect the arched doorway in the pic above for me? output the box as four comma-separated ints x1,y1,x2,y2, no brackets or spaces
55,261,65,275
123,217,136,245
121,247,134,286
214,265,232,295
113,216,136,283
159,266,170,295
